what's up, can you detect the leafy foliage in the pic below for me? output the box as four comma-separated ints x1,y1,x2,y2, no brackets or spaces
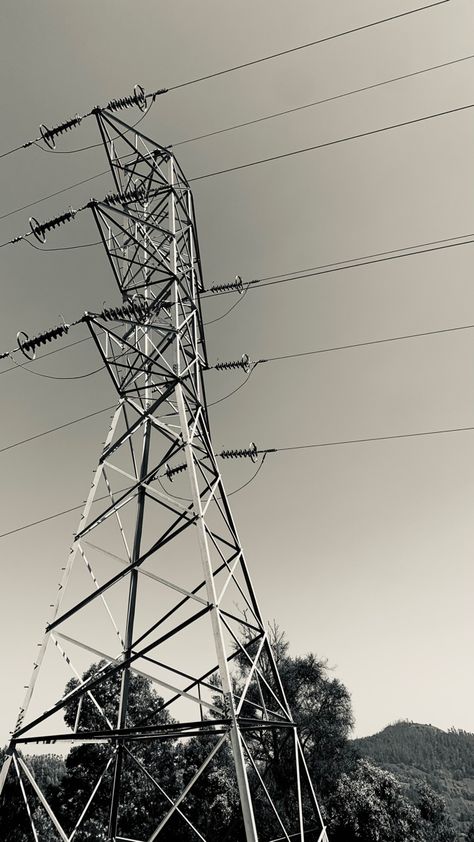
354,721,474,837
0,643,462,840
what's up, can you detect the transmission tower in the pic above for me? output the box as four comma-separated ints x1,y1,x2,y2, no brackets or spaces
0,108,328,842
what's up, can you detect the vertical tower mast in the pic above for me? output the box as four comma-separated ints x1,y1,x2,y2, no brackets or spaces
0,110,328,842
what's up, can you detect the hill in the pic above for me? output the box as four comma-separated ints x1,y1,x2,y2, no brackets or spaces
353,721,474,838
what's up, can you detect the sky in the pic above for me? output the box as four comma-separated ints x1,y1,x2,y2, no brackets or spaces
0,0,473,745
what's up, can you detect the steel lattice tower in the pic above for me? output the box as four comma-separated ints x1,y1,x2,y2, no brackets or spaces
0,110,328,842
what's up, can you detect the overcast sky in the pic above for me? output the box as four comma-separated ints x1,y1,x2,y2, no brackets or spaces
0,0,472,745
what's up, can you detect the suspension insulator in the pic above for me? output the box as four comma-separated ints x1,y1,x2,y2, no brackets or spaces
39,115,83,150
220,442,258,463
95,299,150,323
29,210,76,243
215,354,250,373
17,322,70,361
104,84,148,114
165,462,187,482
207,275,244,295
101,183,147,208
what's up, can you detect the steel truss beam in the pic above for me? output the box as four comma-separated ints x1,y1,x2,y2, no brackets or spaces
0,110,328,842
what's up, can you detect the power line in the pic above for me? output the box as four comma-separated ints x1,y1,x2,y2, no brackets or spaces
3,320,474,459
0,334,95,376
0,406,114,456
1,51,470,226
0,231,472,378
0,231,471,380
259,322,474,363
172,53,474,148
269,424,474,453
201,233,474,299
248,232,474,284
164,1,452,92
2,420,473,541
0,2,450,164
190,101,474,183
0,490,126,540
249,237,474,291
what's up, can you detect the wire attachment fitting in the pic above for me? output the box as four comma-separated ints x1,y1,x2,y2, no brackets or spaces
16,322,70,361
39,115,83,150
207,275,244,295
29,209,77,243
214,354,251,373
220,442,259,463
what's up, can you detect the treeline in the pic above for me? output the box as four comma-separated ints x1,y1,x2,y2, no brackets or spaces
355,721,474,777
0,632,459,841
354,721,474,838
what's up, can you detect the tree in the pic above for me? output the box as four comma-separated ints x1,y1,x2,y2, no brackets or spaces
328,759,424,842
51,661,180,841
414,782,456,842
466,821,474,842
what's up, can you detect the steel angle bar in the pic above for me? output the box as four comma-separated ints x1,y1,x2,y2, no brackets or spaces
201,478,220,516
17,606,211,739
236,633,267,715
131,556,231,651
296,738,326,829
210,550,262,627
0,753,13,796
189,405,202,441
218,608,263,636
240,734,291,841
146,734,227,842
268,831,326,842
101,397,181,459
96,203,174,251
78,544,124,648
11,403,124,736
72,483,138,543
220,616,289,720
13,755,40,842
51,633,114,729
48,512,195,634
99,473,132,566
54,632,221,715
124,747,208,842
138,653,223,696
216,552,243,605
294,729,305,842
136,507,198,569
15,720,233,745
99,110,172,170
69,753,116,841
17,756,69,842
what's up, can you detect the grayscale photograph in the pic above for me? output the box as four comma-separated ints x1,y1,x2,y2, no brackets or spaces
0,1,471,840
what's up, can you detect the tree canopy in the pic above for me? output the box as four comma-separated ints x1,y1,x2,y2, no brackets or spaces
0,633,458,841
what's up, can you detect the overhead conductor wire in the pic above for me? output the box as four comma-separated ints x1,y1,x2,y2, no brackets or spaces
1,50,472,226
0,0,453,162
2,422,474,540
